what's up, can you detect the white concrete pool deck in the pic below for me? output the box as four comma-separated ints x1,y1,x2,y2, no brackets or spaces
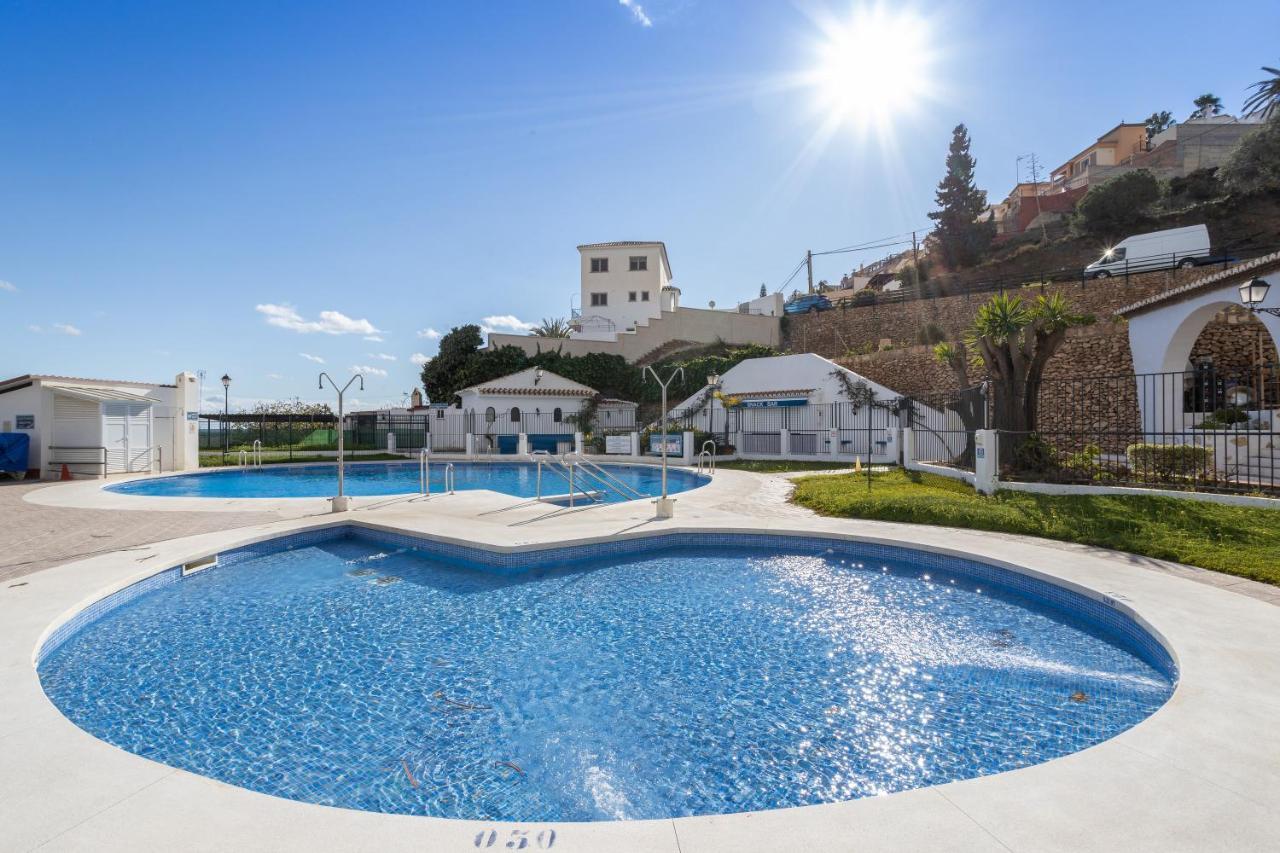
3,467,1280,851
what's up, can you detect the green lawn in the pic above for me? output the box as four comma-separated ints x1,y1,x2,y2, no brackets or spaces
716,459,857,474
199,453,406,468
791,468,1280,586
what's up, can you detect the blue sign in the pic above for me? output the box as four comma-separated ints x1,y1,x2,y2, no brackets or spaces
740,398,807,409
649,434,683,455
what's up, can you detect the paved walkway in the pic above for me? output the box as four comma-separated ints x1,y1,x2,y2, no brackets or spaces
0,481,276,585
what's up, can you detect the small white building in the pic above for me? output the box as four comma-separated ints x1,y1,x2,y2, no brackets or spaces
458,367,598,425
0,372,200,478
572,241,679,340
671,353,902,413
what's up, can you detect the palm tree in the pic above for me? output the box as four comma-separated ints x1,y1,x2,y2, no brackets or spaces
1143,110,1176,142
1243,63,1280,119
1190,93,1223,120
529,317,571,338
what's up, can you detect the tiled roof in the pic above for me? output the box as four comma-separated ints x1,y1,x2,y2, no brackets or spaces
733,389,814,398
1116,252,1280,317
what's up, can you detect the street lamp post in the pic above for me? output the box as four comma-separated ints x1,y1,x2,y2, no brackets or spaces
706,371,724,444
319,371,364,512
221,374,231,458
643,365,684,518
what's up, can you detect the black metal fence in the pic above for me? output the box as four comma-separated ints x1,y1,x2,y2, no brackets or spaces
820,241,1278,310
905,386,987,472
665,401,901,459
999,364,1279,495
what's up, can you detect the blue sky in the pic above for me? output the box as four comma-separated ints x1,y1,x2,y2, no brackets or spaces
2,0,1277,410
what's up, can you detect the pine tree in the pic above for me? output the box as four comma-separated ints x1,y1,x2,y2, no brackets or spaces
927,123,995,269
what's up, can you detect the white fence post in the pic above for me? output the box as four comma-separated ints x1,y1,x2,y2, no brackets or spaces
902,427,916,470
385,431,396,454
779,428,790,458
681,431,695,465
974,429,998,495
630,431,640,457
517,433,529,455
465,433,476,458
828,427,840,457
574,432,584,455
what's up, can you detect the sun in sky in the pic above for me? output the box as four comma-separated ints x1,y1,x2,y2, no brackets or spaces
803,3,939,135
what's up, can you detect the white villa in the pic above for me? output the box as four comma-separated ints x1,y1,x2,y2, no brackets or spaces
486,241,781,362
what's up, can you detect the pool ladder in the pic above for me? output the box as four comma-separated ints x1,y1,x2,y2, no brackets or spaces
529,450,604,506
419,449,455,496
562,452,646,503
696,440,716,475
238,440,263,468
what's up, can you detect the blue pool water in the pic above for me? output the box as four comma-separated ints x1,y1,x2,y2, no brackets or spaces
38,530,1174,822
104,461,704,501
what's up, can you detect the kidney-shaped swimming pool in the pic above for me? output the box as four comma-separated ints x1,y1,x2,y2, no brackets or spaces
105,460,705,502
38,528,1175,822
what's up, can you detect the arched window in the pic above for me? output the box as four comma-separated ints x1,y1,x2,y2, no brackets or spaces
485,407,496,423
553,407,562,423
510,407,521,423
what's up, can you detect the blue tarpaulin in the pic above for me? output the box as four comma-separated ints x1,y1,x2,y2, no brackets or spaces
0,433,30,474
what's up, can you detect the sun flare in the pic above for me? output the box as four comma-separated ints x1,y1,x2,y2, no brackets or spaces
807,5,935,133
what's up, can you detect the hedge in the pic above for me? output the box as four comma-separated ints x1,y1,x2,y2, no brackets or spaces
1125,442,1213,481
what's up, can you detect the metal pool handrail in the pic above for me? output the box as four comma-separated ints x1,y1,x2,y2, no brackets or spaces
563,452,646,501
419,448,430,495
251,440,262,467
443,462,455,494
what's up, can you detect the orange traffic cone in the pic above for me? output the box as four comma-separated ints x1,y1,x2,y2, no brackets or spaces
60,464,72,481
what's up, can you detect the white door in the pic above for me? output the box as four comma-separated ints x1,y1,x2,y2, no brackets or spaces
103,403,153,473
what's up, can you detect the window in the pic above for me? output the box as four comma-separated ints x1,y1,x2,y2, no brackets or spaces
435,408,444,419
629,256,647,271
553,407,562,423
590,257,608,273
590,292,608,307
510,407,521,423
641,291,650,302
484,407,496,423
628,291,637,302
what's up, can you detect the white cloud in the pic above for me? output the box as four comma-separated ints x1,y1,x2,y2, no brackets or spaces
369,353,397,361
0,280,16,292
363,335,384,342
410,352,431,366
416,327,441,340
299,353,326,364
480,314,536,336
53,323,81,336
255,303,382,336
27,324,42,333
619,0,652,27
350,364,388,377
266,373,284,380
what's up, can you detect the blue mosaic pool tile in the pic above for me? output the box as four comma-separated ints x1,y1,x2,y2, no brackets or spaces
38,524,1176,680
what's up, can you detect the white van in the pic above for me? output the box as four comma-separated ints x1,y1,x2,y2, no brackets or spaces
1085,224,1212,279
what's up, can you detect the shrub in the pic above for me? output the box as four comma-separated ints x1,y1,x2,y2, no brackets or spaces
915,323,947,345
1012,433,1056,473
1219,115,1280,196
1072,169,1163,241
1165,167,1222,203
1125,442,1213,481
853,289,877,306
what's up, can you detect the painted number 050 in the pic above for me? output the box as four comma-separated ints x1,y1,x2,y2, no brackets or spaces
473,829,556,849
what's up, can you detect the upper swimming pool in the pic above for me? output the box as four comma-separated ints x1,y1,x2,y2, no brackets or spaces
104,460,706,502
38,527,1175,822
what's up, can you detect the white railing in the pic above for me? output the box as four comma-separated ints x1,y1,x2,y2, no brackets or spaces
419,448,430,495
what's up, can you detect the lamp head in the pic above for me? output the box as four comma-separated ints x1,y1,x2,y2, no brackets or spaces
221,374,231,388
1239,277,1271,308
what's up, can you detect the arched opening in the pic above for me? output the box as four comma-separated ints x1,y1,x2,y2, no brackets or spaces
1185,306,1279,414
553,407,562,423
510,407,521,423
484,407,496,424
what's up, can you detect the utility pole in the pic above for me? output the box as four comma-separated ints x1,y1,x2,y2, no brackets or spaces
911,231,920,268
806,250,814,294
1018,153,1048,242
